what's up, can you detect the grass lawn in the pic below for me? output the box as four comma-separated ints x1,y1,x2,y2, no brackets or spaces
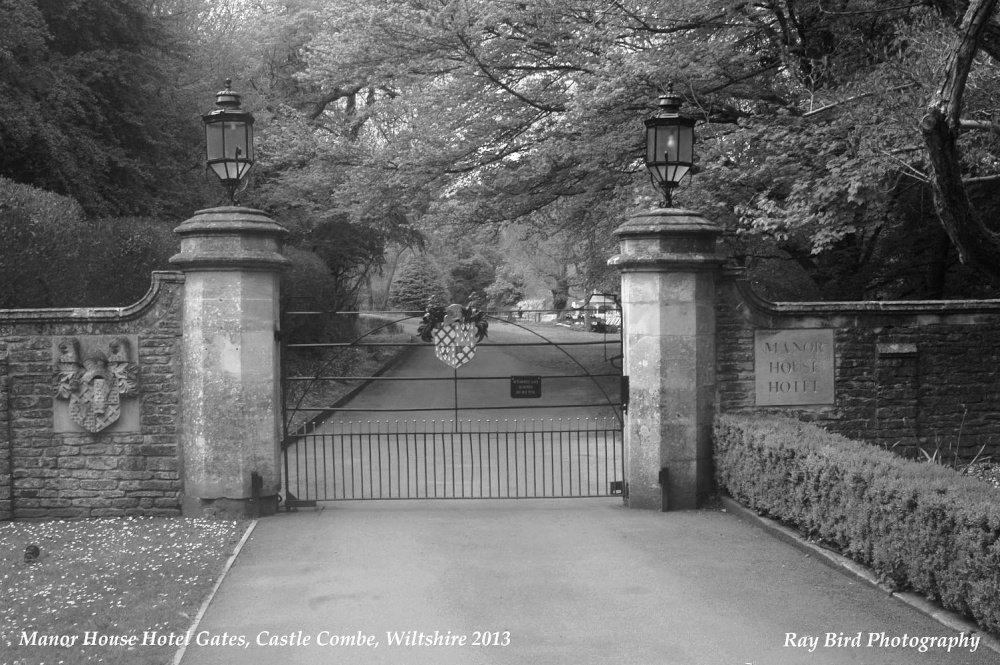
1,517,249,665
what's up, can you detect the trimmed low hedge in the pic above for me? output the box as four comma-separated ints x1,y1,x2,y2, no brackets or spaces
715,413,1000,635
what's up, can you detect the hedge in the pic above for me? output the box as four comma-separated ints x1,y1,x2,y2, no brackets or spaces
714,413,1000,635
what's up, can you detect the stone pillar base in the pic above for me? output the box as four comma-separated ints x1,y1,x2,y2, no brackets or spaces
183,495,279,519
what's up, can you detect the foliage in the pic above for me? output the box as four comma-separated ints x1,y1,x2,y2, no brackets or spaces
279,246,356,345
7,0,1000,303
387,257,451,312
0,178,177,308
0,177,84,307
485,264,527,310
244,0,1000,301
77,216,179,306
417,304,489,343
715,414,1000,635
0,0,213,217
447,255,496,307
294,216,392,312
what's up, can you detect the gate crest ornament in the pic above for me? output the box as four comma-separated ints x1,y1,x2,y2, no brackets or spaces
53,337,139,433
418,304,489,369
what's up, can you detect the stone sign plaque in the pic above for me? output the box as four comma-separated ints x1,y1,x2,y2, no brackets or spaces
754,329,835,406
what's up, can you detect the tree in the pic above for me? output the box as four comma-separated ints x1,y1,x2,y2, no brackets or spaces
485,264,527,309
447,255,496,306
262,0,1000,300
921,0,1000,275
388,257,451,312
0,0,211,216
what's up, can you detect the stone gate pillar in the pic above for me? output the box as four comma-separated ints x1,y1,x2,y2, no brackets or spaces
609,208,724,510
171,207,290,518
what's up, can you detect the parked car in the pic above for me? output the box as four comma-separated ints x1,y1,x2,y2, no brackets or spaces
568,293,621,332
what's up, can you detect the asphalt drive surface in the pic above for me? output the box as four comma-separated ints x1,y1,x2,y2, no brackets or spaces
309,319,623,424
181,323,997,665
180,501,997,665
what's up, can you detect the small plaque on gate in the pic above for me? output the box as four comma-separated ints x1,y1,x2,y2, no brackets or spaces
510,375,542,398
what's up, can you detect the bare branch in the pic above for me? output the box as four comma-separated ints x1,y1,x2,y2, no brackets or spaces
456,34,566,113
307,85,364,122
959,118,1000,131
818,0,923,15
804,84,918,119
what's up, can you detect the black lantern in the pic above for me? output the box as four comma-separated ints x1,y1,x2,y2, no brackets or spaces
202,79,255,200
644,85,695,207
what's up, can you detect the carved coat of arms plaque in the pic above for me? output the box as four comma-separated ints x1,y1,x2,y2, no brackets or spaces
54,337,139,433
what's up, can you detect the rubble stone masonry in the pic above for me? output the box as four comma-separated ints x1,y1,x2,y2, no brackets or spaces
0,272,184,520
716,270,1000,461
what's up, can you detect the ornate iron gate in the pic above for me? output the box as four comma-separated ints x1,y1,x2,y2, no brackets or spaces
280,304,624,507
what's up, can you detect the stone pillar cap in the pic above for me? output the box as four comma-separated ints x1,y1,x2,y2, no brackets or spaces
173,206,289,238
614,207,722,239
170,206,291,272
610,207,724,273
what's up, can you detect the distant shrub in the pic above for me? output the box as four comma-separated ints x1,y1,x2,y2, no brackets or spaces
280,246,357,345
388,257,450,312
715,414,1000,635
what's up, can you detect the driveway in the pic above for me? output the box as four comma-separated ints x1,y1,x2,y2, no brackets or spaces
179,322,995,664
179,499,995,665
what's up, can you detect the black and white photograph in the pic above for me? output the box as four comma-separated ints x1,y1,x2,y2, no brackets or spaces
2,1,1000,663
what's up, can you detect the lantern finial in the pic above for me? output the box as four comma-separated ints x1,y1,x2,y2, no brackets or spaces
644,84,695,207
202,80,255,201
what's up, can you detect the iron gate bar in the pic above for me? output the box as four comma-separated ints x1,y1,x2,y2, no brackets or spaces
481,314,623,427
282,418,623,503
285,340,619,348
281,307,625,505
289,403,623,413
284,373,622,381
281,313,422,436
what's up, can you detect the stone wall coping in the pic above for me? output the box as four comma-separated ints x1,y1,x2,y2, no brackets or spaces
0,271,184,324
725,271,1000,326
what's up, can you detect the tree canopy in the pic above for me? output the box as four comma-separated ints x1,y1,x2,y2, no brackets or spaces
6,0,1000,307
245,0,1000,300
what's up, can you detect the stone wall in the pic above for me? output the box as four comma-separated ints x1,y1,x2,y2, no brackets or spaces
0,272,184,520
717,270,1000,461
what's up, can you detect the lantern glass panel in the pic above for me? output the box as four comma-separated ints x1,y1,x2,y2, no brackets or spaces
205,119,253,182
664,124,694,183
205,122,225,162
224,121,250,159
678,124,693,162
210,161,245,181
660,124,678,160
